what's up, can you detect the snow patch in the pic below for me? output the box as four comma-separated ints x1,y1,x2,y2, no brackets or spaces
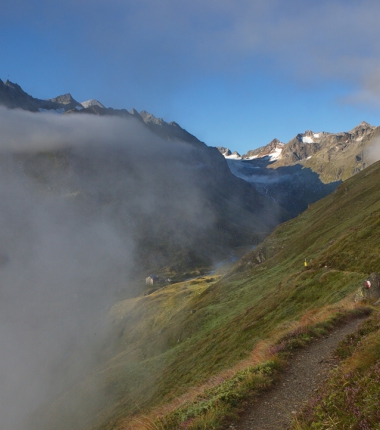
225,153,241,159
81,99,105,109
268,147,283,161
313,133,320,138
355,136,364,141
302,136,314,143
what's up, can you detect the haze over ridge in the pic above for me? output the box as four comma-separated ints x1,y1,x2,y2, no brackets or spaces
0,102,290,429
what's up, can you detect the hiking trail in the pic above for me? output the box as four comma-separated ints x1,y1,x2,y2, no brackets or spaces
228,316,367,430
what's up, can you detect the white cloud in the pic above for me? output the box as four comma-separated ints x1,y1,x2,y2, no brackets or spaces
3,1,380,106
0,106,217,429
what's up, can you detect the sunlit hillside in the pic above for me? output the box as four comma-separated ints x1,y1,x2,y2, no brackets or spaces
29,159,380,430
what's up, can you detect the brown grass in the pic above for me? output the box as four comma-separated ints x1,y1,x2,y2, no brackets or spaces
121,298,362,430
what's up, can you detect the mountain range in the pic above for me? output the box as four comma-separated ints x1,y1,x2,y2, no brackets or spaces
0,78,209,147
217,121,379,216
30,143,380,430
2,78,379,268
218,120,379,182
2,78,378,264
1,78,380,430
0,78,291,284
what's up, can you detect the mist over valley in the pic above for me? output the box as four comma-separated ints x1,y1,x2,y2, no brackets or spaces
4,3,380,428
0,84,289,429
1,80,380,430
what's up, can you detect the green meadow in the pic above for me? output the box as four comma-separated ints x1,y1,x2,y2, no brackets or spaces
36,160,380,430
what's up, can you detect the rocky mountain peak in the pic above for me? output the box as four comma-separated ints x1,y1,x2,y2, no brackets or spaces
294,130,322,144
216,147,242,159
268,138,283,148
350,121,374,132
241,138,284,160
0,79,40,111
48,93,78,105
4,80,24,92
359,120,371,128
129,108,144,122
217,147,232,156
129,108,139,115
347,121,376,143
140,110,164,126
81,99,105,109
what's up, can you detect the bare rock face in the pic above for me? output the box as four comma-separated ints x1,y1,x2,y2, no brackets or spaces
217,146,232,156
0,79,82,112
48,93,80,107
243,138,284,159
354,272,380,302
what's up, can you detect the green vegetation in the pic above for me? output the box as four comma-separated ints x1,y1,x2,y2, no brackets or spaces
97,161,380,429
125,307,371,430
36,161,380,429
151,359,282,430
292,311,380,430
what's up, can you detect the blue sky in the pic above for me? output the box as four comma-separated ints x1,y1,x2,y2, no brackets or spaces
2,0,380,154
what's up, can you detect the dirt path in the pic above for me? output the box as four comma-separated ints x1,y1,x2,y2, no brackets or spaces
228,316,367,430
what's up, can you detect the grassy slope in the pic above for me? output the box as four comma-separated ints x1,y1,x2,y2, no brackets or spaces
96,160,380,429
292,311,380,429
40,160,380,430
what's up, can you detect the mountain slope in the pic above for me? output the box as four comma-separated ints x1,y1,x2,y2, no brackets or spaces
0,88,294,430
0,80,291,281
0,79,83,112
222,121,380,184
226,159,340,216
13,138,287,283
28,159,380,430
4,79,379,430
220,121,380,216
115,159,380,427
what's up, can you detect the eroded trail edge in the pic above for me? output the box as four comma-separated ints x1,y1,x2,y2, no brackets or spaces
231,316,368,430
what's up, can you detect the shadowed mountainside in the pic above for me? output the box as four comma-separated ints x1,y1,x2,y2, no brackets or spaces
0,78,291,281
227,159,340,216
28,159,380,430
12,132,289,284
2,79,380,430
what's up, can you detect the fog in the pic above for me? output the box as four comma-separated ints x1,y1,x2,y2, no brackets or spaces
365,137,380,165
226,159,292,184
0,107,217,429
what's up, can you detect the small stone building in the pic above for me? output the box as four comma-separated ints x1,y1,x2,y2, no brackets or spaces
146,275,160,285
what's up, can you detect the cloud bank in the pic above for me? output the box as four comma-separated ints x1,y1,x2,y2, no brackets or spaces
0,107,217,429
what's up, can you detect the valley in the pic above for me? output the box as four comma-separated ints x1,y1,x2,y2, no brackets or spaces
0,80,379,430
33,160,380,430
